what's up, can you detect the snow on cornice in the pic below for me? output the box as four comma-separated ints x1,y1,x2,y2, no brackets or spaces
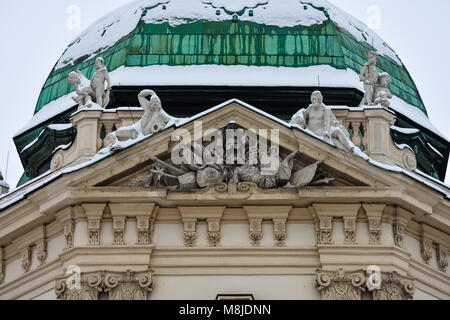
16,65,447,142
3,99,450,212
55,0,401,71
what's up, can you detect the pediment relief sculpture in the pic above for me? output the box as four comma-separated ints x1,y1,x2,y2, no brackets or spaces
111,122,337,191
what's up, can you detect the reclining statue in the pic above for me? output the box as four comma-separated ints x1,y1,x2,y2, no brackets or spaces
291,91,356,153
104,89,171,151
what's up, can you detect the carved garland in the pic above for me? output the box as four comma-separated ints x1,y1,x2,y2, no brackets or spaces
56,270,154,300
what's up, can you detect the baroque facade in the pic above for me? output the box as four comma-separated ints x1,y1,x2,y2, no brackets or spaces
0,0,449,300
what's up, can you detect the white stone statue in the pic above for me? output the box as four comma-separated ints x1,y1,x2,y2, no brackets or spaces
0,170,9,195
359,51,379,107
104,90,171,151
291,91,356,153
68,57,111,109
373,73,393,107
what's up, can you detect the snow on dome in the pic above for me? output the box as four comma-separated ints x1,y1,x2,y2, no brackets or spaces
201,0,268,13
56,0,401,71
55,0,169,70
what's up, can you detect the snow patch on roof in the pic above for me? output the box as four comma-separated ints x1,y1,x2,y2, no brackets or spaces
391,126,420,135
18,64,447,143
302,0,401,64
55,0,401,71
3,98,450,212
55,0,168,70
0,181,9,189
47,123,73,131
201,0,268,13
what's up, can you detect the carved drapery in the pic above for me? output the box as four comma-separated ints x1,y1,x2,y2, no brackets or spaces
36,239,48,266
137,217,154,245
368,218,381,245
88,218,101,246
20,247,32,272
436,244,448,273
183,219,197,247
0,247,4,285
315,217,333,245
249,218,263,247
316,269,415,300
63,221,75,250
207,219,221,247
344,218,357,245
56,270,154,300
420,237,433,265
273,218,287,247
113,217,126,245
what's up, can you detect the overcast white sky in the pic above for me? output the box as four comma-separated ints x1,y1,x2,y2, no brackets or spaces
0,0,449,188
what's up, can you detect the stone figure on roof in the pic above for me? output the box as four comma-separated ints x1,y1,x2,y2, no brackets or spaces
67,57,111,109
104,89,171,151
291,91,356,153
373,73,393,107
359,51,379,106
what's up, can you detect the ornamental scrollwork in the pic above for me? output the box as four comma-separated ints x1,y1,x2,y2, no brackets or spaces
315,269,415,300
55,270,154,300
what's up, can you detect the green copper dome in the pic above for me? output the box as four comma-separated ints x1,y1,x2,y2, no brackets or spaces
13,0,449,185
35,0,425,115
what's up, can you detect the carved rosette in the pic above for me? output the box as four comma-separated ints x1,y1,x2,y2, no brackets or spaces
420,237,433,265
273,219,287,247
373,272,415,300
368,218,381,245
315,217,333,245
344,218,357,245
21,247,32,273
315,269,366,300
36,239,48,266
56,270,154,300
63,221,75,250
207,219,221,247
183,219,197,247
436,244,448,273
88,218,101,246
249,218,263,247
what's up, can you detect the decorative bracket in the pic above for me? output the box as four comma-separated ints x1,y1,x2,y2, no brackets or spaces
363,204,385,245
82,204,106,246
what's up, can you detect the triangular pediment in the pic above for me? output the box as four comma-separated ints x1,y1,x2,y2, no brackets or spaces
74,99,390,190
